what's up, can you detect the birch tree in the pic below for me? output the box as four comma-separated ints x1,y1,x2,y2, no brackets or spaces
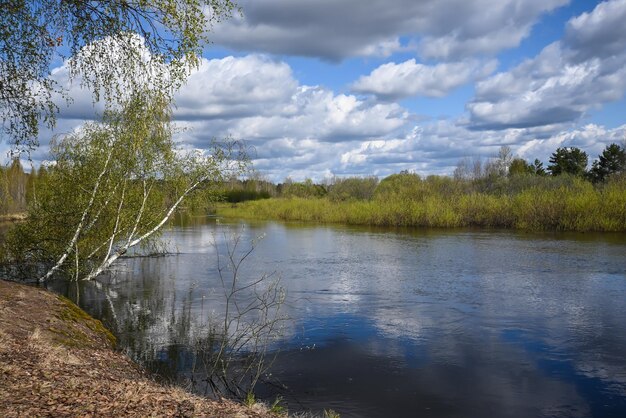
1,0,237,153
5,92,247,282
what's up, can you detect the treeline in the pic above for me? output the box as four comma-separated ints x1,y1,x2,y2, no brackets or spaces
220,175,377,201
219,143,626,232
219,174,276,202
0,159,47,216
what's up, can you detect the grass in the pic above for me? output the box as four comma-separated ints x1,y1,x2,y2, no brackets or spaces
269,396,286,414
217,175,626,232
244,392,257,407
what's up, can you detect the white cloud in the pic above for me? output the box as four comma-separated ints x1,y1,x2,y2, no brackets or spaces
564,0,626,62
468,0,626,131
32,51,626,182
338,121,489,176
173,56,409,149
416,0,568,59
166,56,411,180
352,59,497,100
27,34,174,125
211,0,568,61
517,124,626,163
336,119,626,180
174,55,297,120
48,65,105,121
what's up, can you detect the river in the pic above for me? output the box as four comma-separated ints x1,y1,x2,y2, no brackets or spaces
49,217,626,417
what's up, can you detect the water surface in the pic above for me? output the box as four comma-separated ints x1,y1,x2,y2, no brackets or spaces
51,219,626,417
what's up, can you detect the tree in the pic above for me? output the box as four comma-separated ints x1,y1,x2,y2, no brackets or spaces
5,92,247,282
327,176,379,201
1,0,237,152
0,166,11,214
589,143,626,183
453,157,472,181
532,159,547,176
508,158,535,177
281,178,326,198
195,233,286,398
375,172,422,200
453,157,483,180
4,158,27,212
25,163,37,205
547,147,588,177
485,145,513,178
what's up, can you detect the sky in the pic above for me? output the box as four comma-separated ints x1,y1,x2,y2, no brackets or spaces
8,0,626,182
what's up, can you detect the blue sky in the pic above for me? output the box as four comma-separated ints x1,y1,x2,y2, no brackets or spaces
12,0,626,181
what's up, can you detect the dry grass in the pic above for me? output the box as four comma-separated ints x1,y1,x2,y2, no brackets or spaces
0,279,282,418
0,212,27,222
218,174,626,232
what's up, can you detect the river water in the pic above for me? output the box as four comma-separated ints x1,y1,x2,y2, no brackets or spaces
49,218,626,417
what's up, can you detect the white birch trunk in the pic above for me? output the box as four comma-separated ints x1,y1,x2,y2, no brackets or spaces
81,177,204,281
38,150,113,283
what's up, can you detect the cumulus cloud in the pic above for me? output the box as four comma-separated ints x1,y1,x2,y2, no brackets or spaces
37,51,625,182
415,0,568,60
24,53,410,180
563,0,626,62
23,34,174,126
173,56,408,148
48,65,105,121
174,55,297,121
165,55,413,180
516,123,626,163
211,0,568,61
338,121,494,176
468,0,626,131
352,59,497,100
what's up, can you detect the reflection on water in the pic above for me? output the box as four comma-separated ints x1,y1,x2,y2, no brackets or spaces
49,218,626,417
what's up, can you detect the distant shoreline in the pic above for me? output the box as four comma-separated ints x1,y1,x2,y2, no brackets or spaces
216,188,626,233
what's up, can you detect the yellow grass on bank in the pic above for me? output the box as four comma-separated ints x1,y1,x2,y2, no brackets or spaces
217,175,626,232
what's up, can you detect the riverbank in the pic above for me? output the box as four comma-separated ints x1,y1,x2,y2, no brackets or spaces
217,173,626,232
0,279,280,418
216,179,626,232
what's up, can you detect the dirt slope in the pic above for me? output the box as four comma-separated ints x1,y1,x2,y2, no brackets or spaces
0,279,277,418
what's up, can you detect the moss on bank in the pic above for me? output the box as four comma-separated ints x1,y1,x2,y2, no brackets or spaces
52,295,117,349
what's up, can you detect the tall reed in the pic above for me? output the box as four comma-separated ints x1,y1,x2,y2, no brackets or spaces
217,174,626,232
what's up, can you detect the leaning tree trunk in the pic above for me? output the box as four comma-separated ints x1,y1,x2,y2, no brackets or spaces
38,150,113,283
81,177,205,281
